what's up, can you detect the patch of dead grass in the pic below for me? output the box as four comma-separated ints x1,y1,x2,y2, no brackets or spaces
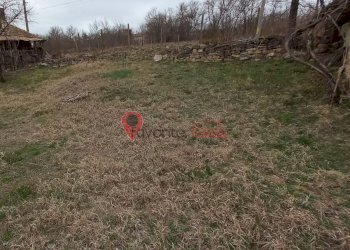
0,59,349,248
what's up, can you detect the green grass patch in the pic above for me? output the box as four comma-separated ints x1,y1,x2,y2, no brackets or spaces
2,138,67,165
181,165,215,182
109,233,119,241
145,217,157,236
0,211,6,221
188,165,214,180
322,218,335,230
1,229,14,242
259,182,286,205
297,134,316,148
343,216,350,229
100,84,153,102
100,86,130,102
0,174,13,183
151,60,322,122
1,67,71,91
103,215,121,227
276,112,295,125
166,215,190,248
287,172,312,184
188,138,220,146
3,142,57,165
104,69,133,80
9,185,35,201
268,135,293,152
0,108,26,129
155,60,314,92
312,140,350,173
33,109,52,118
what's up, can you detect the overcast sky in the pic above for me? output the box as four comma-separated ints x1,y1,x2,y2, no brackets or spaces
20,0,198,35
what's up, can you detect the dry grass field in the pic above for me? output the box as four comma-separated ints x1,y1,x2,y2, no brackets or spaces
0,58,350,249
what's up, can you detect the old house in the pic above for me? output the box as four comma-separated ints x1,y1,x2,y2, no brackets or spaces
0,8,44,70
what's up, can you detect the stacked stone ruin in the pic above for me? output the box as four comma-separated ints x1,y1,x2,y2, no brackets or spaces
159,37,286,62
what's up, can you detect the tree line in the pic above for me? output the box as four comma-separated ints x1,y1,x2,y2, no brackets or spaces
44,21,131,56
43,0,329,55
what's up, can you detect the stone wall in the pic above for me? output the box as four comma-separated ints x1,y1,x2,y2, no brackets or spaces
155,37,286,62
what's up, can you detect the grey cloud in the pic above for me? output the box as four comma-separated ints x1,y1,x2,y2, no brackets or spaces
19,0,198,35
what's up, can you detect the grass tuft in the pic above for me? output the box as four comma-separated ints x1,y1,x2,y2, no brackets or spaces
1,229,14,243
166,215,190,248
297,134,316,148
184,165,215,181
9,185,35,201
0,211,6,221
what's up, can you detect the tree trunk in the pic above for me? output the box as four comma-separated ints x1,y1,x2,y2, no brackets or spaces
316,0,325,13
288,0,300,35
256,0,266,38
319,0,325,8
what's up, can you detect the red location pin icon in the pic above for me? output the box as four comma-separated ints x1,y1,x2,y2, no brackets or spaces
121,112,143,142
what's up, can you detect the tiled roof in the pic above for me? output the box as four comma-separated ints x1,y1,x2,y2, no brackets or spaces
0,21,43,41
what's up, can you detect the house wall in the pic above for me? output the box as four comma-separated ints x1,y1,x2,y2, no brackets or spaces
0,40,33,50
0,40,44,70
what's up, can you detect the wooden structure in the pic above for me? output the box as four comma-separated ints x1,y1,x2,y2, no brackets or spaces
0,8,45,70
133,33,144,46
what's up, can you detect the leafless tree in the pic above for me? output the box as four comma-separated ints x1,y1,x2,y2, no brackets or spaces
66,25,79,52
44,0,332,53
286,0,350,104
45,19,133,54
0,0,24,82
